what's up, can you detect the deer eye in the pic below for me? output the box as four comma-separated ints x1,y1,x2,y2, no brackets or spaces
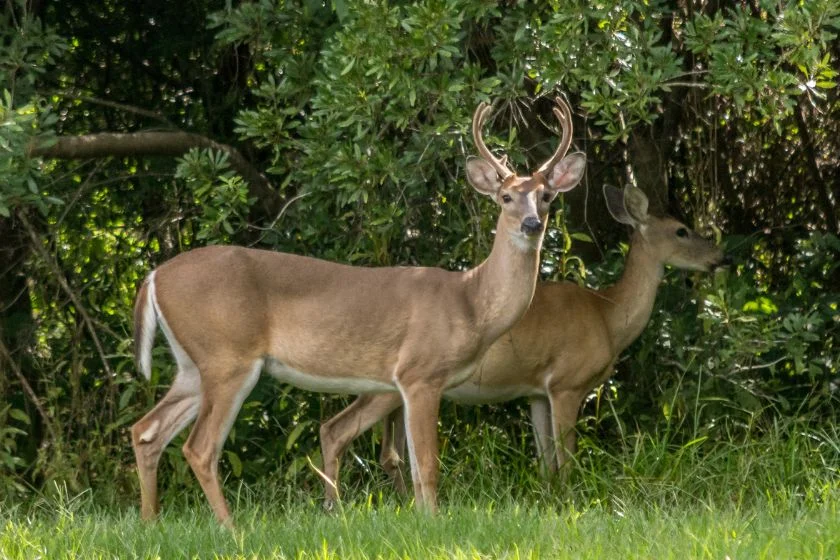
676,227,689,238
542,192,552,203
501,194,512,203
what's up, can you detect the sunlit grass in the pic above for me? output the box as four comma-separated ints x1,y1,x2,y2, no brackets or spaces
2,489,838,559
2,418,838,559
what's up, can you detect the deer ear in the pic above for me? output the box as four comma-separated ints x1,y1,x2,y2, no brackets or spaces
546,152,586,193
603,185,636,226
466,157,502,197
623,185,649,224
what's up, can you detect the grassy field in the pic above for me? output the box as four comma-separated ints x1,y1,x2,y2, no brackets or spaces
2,419,838,559
1,488,838,559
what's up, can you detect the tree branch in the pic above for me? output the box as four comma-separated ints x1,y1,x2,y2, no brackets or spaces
67,93,175,127
17,211,116,386
0,333,59,445
27,130,280,214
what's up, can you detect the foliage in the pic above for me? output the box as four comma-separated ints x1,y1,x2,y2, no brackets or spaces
175,148,255,241
0,3,68,100
0,94,58,217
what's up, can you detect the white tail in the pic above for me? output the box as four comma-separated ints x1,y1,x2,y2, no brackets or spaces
131,98,586,526
133,271,158,381
318,184,727,505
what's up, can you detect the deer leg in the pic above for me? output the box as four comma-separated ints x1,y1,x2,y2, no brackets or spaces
131,366,201,521
397,380,443,513
547,389,583,475
181,360,261,528
319,392,402,509
528,396,554,476
380,406,407,495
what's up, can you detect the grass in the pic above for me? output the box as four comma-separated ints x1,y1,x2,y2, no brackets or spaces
1,489,838,559
2,417,838,559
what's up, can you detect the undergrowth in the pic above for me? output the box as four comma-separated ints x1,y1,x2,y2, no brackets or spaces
2,412,837,559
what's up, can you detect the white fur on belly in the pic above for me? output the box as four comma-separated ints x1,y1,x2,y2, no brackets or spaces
264,358,395,394
444,382,543,405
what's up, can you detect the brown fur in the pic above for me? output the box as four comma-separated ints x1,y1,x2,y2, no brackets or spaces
130,101,587,526
318,189,726,504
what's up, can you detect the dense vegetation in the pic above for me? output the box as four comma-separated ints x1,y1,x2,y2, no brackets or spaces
0,0,837,529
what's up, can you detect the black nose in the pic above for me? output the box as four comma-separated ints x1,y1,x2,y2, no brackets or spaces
520,216,542,235
720,255,733,267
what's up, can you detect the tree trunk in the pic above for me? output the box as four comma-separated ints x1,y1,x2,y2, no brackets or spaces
795,101,839,234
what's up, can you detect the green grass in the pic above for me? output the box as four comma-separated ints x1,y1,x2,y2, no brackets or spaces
2,418,838,559
1,490,838,559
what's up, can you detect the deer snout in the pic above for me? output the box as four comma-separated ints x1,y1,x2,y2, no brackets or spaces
701,248,729,272
520,216,543,235
716,254,733,269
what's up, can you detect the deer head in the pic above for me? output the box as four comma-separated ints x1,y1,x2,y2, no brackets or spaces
467,98,586,247
604,184,726,271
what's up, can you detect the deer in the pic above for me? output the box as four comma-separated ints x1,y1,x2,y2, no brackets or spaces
318,183,727,507
130,97,587,526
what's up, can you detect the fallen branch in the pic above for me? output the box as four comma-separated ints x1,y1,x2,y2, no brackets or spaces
27,130,278,211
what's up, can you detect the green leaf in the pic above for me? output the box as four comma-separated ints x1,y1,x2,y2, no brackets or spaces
285,420,311,451
680,436,708,450
340,58,356,76
332,0,349,22
225,450,243,477
742,297,778,314
9,408,30,425
119,385,135,411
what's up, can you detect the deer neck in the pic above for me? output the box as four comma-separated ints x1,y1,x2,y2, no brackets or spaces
467,215,543,346
601,230,664,352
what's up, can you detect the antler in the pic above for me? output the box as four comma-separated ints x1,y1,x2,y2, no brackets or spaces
472,102,515,181
536,96,573,175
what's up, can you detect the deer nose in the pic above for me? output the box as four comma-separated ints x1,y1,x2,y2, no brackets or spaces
520,216,542,235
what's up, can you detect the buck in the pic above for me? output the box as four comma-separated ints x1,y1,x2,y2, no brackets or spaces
319,183,727,505
130,98,586,526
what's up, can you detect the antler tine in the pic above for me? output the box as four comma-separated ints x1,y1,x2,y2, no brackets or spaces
472,102,515,180
536,96,574,175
